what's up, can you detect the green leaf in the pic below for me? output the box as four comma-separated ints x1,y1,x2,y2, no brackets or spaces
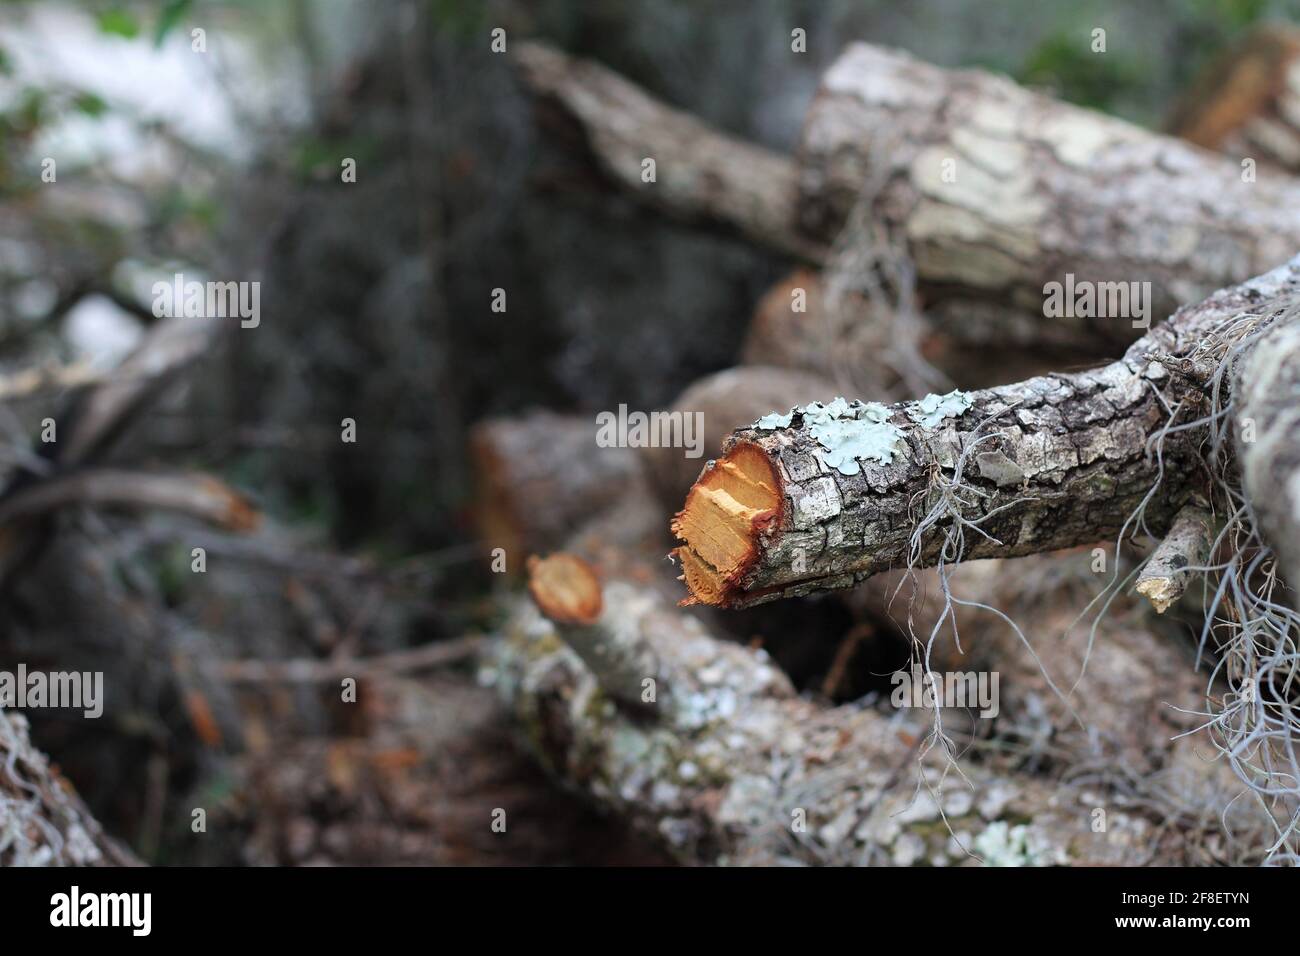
154,0,193,48
97,8,141,40
72,92,108,118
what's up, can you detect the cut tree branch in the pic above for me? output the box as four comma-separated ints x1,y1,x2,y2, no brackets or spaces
1136,501,1214,613
672,256,1300,608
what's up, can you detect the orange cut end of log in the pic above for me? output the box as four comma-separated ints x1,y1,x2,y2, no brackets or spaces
670,441,781,607
526,553,604,625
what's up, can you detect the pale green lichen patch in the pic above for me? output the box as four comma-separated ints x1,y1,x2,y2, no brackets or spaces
813,417,906,474
908,389,973,428
754,409,793,430
804,397,905,475
759,395,920,476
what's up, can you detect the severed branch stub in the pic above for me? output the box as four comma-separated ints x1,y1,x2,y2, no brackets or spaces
526,553,660,712
1136,501,1214,613
672,255,1300,609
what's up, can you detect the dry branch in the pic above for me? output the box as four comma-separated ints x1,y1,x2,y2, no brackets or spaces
1136,502,1214,613
514,42,824,262
672,256,1300,608
0,469,259,531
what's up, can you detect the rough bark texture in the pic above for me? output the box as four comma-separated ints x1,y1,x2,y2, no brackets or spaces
1168,24,1300,174
798,44,1300,352
496,555,1258,865
0,707,140,866
470,409,642,561
672,256,1300,609
514,42,824,262
1236,319,1300,591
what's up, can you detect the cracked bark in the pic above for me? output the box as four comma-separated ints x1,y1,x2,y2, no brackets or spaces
798,45,1300,352
672,256,1300,609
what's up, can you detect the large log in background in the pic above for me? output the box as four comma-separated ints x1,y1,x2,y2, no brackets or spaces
517,41,1300,357
796,44,1300,352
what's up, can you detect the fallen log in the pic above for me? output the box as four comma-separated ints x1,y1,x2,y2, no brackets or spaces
671,255,1300,608
1236,318,1300,591
517,42,1300,356
495,553,1262,865
797,44,1300,352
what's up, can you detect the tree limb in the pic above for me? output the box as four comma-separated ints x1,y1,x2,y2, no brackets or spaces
514,41,825,262
672,256,1300,608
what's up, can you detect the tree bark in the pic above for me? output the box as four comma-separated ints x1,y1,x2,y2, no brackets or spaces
497,552,1258,865
796,45,1300,352
672,255,1300,609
